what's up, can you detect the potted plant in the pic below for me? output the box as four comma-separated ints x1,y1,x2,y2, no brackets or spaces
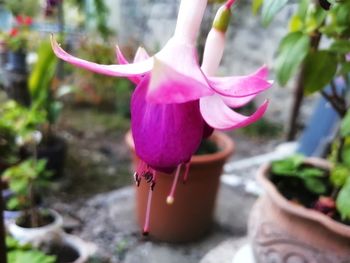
126,131,234,242
5,15,32,73
2,158,63,244
3,15,33,106
51,0,272,241
248,0,350,261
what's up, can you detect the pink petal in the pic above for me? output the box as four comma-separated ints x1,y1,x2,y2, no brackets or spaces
131,75,204,173
200,95,269,130
133,47,150,62
207,65,271,97
51,35,153,77
147,38,213,103
115,46,143,85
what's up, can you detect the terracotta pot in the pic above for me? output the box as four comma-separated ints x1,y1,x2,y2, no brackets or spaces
125,131,234,243
249,157,350,263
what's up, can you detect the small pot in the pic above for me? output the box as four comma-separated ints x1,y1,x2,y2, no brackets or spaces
40,233,96,263
37,136,67,178
126,131,234,243
249,157,350,263
8,209,63,244
5,51,27,73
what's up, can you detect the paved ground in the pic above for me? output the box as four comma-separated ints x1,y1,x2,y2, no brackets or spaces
53,180,257,262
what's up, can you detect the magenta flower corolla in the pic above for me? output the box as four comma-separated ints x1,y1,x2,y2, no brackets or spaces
51,0,272,233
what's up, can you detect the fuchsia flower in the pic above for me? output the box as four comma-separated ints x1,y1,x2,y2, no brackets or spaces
52,0,272,234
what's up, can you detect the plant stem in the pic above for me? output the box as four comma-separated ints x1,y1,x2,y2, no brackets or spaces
320,91,346,118
29,181,38,228
286,31,322,141
0,187,8,263
286,65,306,141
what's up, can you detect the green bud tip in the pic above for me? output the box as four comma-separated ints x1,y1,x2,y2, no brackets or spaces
213,5,232,33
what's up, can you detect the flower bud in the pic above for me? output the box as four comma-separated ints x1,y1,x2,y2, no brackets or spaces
213,5,231,33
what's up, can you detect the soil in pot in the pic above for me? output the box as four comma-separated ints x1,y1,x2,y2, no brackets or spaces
269,158,349,225
16,210,55,228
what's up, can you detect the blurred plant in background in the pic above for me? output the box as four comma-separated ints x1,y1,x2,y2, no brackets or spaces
257,0,350,223
6,15,33,52
4,0,39,17
254,0,350,140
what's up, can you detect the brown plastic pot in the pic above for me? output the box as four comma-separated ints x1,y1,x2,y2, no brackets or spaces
249,157,350,263
125,131,234,243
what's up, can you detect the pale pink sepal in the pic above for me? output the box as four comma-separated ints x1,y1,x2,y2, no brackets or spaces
199,95,269,130
134,47,150,62
51,35,153,77
115,46,149,84
221,94,257,108
147,39,214,103
207,65,272,97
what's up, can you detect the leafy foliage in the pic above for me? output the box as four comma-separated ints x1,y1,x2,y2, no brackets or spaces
271,155,328,195
6,236,56,263
2,158,52,211
255,0,350,94
336,177,350,221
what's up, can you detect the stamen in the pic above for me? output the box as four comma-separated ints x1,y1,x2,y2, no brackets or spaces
143,186,153,235
225,0,236,9
133,172,141,187
182,162,191,184
166,165,182,205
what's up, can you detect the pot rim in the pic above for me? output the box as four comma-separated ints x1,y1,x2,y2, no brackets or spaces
125,130,235,166
11,208,63,232
257,157,350,238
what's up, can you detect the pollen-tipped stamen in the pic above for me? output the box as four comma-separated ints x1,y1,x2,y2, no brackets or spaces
166,164,182,205
182,162,191,184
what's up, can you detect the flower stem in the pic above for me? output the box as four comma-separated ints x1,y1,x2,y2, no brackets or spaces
166,165,182,205
225,0,235,8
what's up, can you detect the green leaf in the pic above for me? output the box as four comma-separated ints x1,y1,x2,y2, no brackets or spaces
340,62,350,75
305,6,327,33
261,0,288,26
303,51,338,95
289,15,303,32
298,167,325,178
303,177,327,194
340,109,350,137
329,40,350,54
8,250,56,263
275,32,310,86
252,0,263,15
271,155,305,176
336,177,350,221
331,164,350,188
